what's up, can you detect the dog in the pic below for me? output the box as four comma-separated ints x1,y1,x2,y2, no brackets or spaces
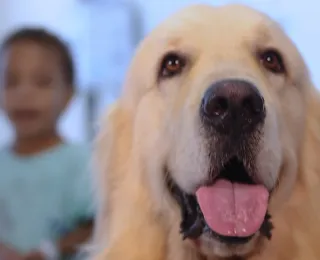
91,4,320,260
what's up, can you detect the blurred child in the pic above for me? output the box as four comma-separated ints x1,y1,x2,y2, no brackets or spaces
0,28,94,260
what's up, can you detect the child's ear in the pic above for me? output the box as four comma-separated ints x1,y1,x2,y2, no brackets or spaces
0,89,4,110
62,86,74,111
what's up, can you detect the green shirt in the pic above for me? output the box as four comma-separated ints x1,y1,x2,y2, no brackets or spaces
0,143,94,254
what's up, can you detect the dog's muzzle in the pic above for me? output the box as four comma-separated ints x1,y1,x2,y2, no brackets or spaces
166,161,274,245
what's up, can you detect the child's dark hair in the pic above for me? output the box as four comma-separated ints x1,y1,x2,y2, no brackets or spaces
1,27,75,88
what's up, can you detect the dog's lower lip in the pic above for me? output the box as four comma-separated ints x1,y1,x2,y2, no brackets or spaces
208,231,254,244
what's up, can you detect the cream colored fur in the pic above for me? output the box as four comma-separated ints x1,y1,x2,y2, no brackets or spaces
91,4,320,260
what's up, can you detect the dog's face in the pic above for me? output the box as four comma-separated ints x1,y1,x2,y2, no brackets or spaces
120,4,310,259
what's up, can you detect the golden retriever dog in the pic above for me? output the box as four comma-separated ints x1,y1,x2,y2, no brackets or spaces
92,4,320,260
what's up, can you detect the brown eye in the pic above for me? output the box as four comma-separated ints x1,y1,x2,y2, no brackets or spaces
4,74,19,89
260,49,285,74
35,75,53,88
159,52,186,79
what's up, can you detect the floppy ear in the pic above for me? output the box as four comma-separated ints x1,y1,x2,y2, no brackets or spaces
92,101,134,247
90,34,169,258
278,85,320,259
262,84,320,259
299,85,320,187
90,101,167,260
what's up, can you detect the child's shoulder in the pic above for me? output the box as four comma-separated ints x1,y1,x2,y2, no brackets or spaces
39,143,92,180
58,142,91,161
0,147,12,160
0,146,18,162
0,142,91,165
55,142,92,173
46,142,91,166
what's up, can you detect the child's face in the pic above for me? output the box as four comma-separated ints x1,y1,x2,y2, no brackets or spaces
0,41,72,139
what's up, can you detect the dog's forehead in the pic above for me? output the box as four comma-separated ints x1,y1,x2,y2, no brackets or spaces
150,4,273,46
122,4,305,108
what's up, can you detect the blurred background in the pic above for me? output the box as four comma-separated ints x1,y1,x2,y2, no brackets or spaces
0,0,319,146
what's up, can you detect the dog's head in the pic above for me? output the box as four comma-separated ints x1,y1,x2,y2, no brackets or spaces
97,4,314,259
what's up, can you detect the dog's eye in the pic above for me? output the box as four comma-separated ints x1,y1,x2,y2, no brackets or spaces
260,49,285,74
159,52,186,79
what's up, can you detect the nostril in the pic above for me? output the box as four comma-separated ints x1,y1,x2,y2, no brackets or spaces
203,96,229,117
242,97,255,114
213,97,229,116
242,95,264,115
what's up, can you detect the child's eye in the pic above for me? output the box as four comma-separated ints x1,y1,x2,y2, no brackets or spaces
35,76,53,88
4,75,19,89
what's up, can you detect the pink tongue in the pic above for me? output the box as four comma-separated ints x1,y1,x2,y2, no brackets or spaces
196,179,269,237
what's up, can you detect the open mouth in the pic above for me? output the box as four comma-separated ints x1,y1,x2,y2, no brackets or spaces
12,109,40,121
167,156,274,245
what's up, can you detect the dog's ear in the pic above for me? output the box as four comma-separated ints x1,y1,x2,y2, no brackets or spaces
91,50,146,246
91,99,167,260
280,84,320,259
300,85,320,180
92,101,135,249
90,38,168,258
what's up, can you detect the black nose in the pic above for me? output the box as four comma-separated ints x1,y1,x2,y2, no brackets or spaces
200,79,265,135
